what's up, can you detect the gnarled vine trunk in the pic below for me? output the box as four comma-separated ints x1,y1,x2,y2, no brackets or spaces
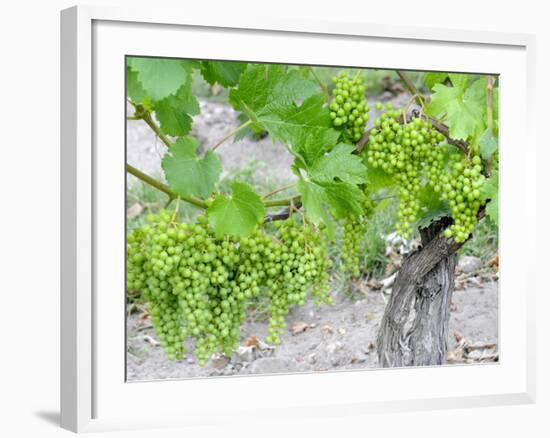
376,218,461,367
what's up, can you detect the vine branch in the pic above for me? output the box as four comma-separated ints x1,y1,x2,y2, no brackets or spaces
210,120,252,151
396,70,426,107
262,183,297,200
126,164,207,209
128,100,173,148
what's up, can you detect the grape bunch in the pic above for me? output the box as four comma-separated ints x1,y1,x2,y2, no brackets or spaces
341,192,375,277
366,112,445,239
438,154,485,243
265,219,331,344
329,71,370,142
365,109,485,243
127,211,332,364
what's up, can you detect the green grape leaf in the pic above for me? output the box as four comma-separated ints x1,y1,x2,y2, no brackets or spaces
416,207,451,230
485,198,498,226
297,178,331,226
309,143,366,185
127,58,195,101
297,178,363,223
479,129,498,160
229,64,318,116
162,137,221,198
126,66,147,103
294,126,341,167
207,182,265,237
229,65,339,164
426,77,486,141
424,72,448,90
448,74,470,92
480,171,498,201
323,181,365,218
154,78,200,136
415,185,451,229
364,162,396,193
200,61,248,87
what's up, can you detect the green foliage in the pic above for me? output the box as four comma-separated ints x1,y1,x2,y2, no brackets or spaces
206,182,265,237
427,75,486,141
200,61,247,87
161,137,221,198
127,58,196,101
479,129,498,160
154,78,200,136
309,143,366,185
480,171,498,225
423,72,448,90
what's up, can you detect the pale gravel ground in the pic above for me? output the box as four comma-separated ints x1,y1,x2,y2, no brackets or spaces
126,281,498,381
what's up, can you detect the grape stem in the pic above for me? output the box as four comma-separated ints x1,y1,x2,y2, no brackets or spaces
126,164,207,209
262,183,297,200
396,70,426,107
128,100,173,148
309,67,328,98
210,120,252,151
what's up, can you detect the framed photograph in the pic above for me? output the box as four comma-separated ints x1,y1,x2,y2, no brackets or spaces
61,5,536,433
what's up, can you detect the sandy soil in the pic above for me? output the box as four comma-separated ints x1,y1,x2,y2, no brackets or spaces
126,280,498,381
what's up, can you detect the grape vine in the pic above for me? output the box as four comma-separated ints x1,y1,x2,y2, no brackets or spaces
126,58,498,365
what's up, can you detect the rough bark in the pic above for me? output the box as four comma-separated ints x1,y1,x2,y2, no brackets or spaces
376,218,459,367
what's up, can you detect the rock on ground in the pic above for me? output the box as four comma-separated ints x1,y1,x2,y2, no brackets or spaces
458,256,483,274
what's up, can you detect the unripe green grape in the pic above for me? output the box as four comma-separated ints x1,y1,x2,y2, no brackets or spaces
329,72,369,141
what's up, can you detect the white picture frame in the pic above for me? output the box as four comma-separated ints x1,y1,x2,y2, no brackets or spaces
60,4,537,433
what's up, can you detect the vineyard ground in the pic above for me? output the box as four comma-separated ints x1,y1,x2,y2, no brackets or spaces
127,280,498,380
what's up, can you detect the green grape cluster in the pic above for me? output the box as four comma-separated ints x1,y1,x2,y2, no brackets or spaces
265,219,331,344
366,112,445,239
329,71,369,141
437,154,485,243
127,211,331,365
341,193,375,277
365,110,485,243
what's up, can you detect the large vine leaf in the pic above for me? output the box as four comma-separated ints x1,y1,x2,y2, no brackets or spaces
127,58,196,101
297,178,331,226
200,61,248,87
162,137,221,198
207,182,265,237
426,77,486,141
229,65,331,152
296,177,364,224
154,78,200,136
309,144,366,185
323,182,365,218
230,64,318,116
